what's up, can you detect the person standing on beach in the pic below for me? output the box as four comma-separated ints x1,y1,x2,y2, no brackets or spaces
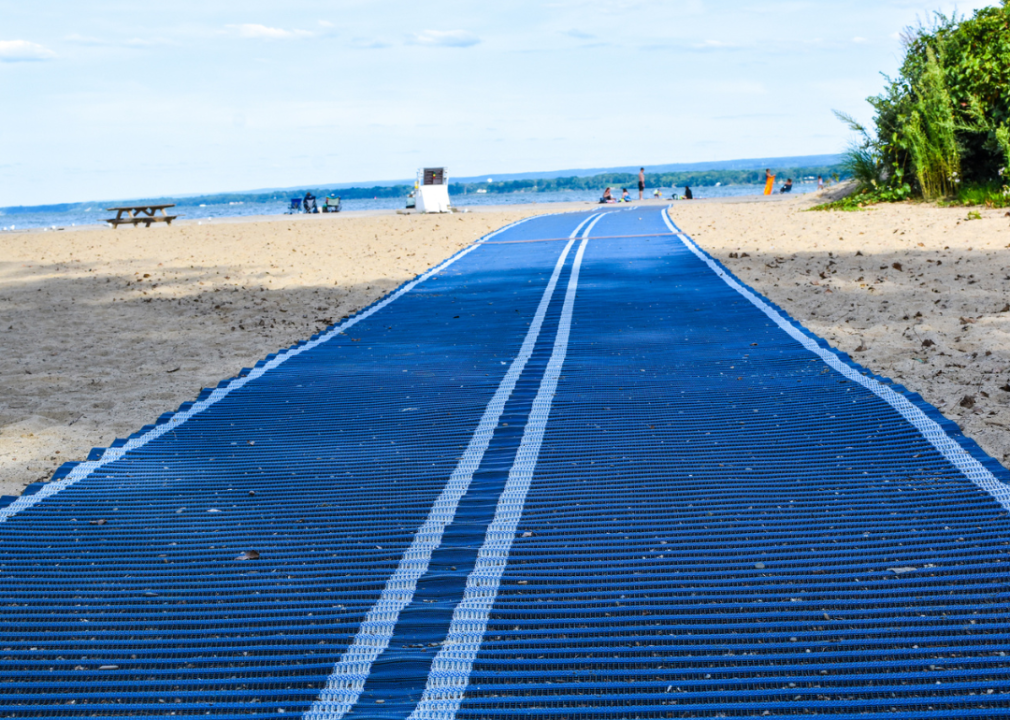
638,168,646,200
763,168,776,196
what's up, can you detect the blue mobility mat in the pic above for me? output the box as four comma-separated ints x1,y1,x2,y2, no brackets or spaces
1,207,1009,718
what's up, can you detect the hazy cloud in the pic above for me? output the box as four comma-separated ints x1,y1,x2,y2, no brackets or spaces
351,38,392,49
65,34,108,46
0,40,56,62
692,39,741,50
228,24,314,40
410,30,480,47
565,29,595,39
852,36,869,43
124,37,175,47
65,34,174,48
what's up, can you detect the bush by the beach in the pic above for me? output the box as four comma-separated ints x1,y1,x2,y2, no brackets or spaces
811,183,912,212
941,181,1010,209
838,3,1010,205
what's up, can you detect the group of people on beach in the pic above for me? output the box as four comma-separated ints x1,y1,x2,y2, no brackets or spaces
597,167,827,204
766,168,827,194
599,168,695,204
599,187,634,203
599,168,649,204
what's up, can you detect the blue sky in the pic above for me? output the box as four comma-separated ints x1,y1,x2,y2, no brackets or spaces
0,1,996,206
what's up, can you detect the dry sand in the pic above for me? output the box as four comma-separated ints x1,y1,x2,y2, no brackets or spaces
0,207,553,496
2,195,1008,496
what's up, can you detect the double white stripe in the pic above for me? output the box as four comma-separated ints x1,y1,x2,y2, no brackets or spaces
662,208,1010,514
304,213,602,720
405,213,604,720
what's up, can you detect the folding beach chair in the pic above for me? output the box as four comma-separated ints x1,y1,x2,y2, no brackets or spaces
288,198,302,214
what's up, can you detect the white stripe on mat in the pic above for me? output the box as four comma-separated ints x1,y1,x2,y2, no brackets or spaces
302,213,599,720
0,214,561,525
661,208,1010,513
405,218,600,720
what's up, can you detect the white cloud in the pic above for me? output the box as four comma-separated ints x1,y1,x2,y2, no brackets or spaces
0,40,56,62
410,30,480,48
229,24,314,40
852,36,869,44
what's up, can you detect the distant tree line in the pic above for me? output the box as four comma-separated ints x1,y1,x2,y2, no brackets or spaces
450,165,845,195
2,165,847,214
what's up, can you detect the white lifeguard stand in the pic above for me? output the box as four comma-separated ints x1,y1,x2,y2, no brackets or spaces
416,167,451,213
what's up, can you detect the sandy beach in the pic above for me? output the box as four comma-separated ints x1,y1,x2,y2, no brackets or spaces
0,207,554,496
2,195,1007,496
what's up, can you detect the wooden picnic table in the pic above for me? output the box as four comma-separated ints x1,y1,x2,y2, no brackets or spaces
105,204,179,228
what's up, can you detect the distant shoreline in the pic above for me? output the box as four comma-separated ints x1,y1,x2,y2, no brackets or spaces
1,165,845,217
1,184,825,233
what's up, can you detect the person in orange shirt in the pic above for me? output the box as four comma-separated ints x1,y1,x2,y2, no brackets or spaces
763,168,776,195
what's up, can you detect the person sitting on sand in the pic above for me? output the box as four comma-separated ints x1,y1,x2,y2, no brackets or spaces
779,178,793,194
653,188,662,198
600,187,614,203
303,191,319,213
621,188,632,202
683,185,693,200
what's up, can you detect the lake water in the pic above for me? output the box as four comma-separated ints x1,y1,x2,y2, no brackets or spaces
0,183,819,232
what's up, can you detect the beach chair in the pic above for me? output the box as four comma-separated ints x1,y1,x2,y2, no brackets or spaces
323,196,341,213
288,198,302,214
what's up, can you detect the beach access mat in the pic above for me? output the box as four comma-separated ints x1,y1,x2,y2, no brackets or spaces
3,206,1010,719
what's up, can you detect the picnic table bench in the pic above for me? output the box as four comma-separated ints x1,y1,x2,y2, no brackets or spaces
105,204,179,228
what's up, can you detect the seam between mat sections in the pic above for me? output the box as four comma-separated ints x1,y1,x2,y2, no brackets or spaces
405,213,605,720
661,208,1010,515
302,213,601,720
0,215,548,525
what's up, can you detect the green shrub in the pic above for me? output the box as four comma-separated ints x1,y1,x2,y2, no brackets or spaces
810,183,912,212
904,47,961,199
940,181,1010,208
833,111,888,191
834,3,1010,203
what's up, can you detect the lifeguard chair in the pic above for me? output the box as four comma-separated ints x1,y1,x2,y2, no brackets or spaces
416,167,451,213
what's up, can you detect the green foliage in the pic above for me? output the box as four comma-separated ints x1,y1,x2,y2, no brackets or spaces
839,145,885,189
851,3,1010,200
966,209,983,219
809,183,912,212
833,110,888,190
940,180,1010,208
905,47,962,199
995,124,1010,173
